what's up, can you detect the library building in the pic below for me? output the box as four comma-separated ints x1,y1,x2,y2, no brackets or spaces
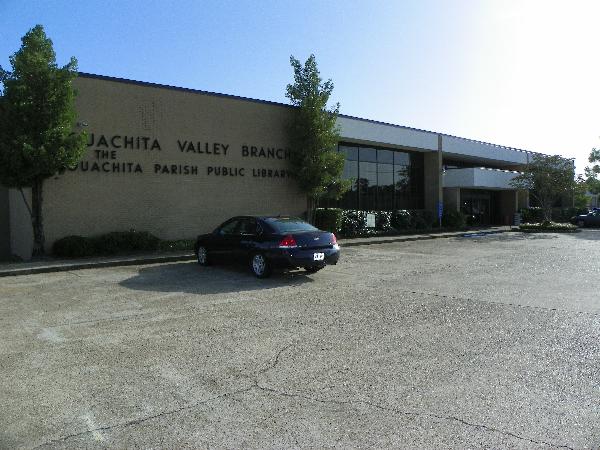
1,73,535,260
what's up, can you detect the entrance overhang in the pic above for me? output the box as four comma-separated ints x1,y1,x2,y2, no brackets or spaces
443,167,521,190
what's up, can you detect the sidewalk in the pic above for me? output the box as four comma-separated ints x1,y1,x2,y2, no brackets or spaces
0,226,511,277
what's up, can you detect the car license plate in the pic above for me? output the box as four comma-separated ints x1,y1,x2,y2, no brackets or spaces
313,252,325,261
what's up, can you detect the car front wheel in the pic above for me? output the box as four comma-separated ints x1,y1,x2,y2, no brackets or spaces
197,246,209,266
251,253,271,278
577,219,586,228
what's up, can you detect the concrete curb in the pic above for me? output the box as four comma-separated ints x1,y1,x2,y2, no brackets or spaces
340,229,507,247
0,228,509,277
0,253,195,278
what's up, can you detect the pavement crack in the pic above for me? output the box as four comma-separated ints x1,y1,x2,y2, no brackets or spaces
253,384,574,450
256,343,293,377
66,271,84,278
32,386,254,448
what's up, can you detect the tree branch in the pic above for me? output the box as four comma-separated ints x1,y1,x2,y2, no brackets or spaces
18,187,33,219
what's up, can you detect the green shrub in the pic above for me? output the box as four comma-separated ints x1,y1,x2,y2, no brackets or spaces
409,210,434,230
442,210,467,229
128,230,160,251
411,215,426,230
340,210,368,236
53,235,95,258
339,210,397,236
391,210,412,230
551,207,589,223
519,221,578,232
375,211,392,231
158,239,195,252
315,208,343,233
53,230,161,257
92,230,160,254
420,210,436,228
465,214,478,226
520,207,545,223
338,208,447,236
520,207,589,224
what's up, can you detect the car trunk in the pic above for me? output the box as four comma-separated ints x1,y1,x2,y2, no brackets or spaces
292,231,335,250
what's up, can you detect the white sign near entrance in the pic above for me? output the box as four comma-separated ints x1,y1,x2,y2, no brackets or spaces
366,213,376,228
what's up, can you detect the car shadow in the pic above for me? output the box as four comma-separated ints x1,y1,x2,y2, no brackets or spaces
119,261,315,295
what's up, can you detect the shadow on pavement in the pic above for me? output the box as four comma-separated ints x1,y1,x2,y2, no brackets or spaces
456,229,600,243
119,261,314,295
564,229,600,241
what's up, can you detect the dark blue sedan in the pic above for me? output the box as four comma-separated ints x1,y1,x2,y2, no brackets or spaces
194,216,340,278
571,210,600,227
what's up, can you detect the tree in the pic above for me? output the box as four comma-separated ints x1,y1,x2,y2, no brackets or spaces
285,54,350,223
584,147,600,195
0,25,86,256
574,175,590,209
510,154,575,221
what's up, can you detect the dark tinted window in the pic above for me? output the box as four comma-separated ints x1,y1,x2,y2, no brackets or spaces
394,152,410,166
360,147,377,162
359,161,377,210
340,159,359,210
332,143,425,211
218,219,240,235
266,218,318,233
378,149,394,164
339,145,358,161
378,162,394,210
238,218,258,234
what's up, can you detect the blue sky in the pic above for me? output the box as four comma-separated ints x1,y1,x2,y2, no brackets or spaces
1,0,598,172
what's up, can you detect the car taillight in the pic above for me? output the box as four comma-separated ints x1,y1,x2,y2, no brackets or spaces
331,233,340,248
278,235,297,248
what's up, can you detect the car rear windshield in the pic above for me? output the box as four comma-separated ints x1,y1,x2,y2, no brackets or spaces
266,217,318,233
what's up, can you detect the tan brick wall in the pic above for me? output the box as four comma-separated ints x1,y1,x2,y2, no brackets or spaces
41,76,306,249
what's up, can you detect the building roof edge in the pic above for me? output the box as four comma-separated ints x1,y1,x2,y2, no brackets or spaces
77,72,552,158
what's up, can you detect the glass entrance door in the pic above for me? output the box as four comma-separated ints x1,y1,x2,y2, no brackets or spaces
461,191,491,225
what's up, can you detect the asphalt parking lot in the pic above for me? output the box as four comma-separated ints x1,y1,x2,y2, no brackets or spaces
1,230,599,449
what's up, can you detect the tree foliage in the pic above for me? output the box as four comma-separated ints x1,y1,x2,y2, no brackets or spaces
574,175,590,209
510,154,575,221
584,148,600,194
0,25,86,255
285,54,350,222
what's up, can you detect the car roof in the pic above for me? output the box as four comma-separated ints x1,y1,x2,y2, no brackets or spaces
230,215,302,221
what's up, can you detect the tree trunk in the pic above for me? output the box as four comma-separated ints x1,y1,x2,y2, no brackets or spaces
31,178,45,256
307,196,318,225
542,201,552,222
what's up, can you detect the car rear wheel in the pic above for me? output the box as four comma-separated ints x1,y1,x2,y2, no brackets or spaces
251,253,271,278
304,266,323,274
577,219,586,228
196,246,209,266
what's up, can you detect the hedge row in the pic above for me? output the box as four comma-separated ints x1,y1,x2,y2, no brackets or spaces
520,207,589,224
519,221,578,232
53,230,161,258
315,208,468,237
